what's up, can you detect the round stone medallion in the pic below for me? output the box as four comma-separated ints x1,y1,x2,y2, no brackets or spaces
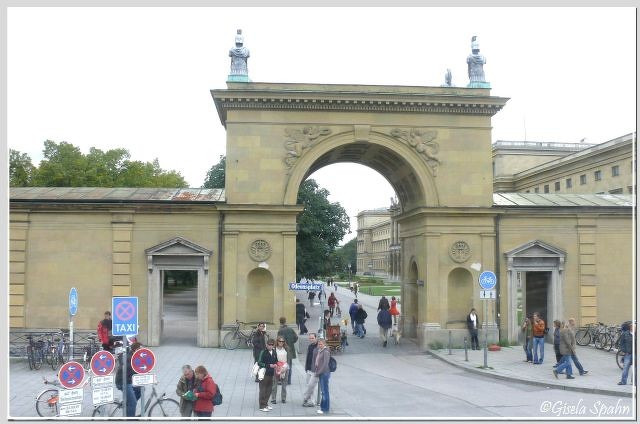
249,239,272,262
449,240,471,263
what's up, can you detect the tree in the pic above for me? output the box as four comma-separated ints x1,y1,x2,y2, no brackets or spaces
9,149,36,187
296,179,350,280
334,237,358,274
202,155,226,188
23,140,187,188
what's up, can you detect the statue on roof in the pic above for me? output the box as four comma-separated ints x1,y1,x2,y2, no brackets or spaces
228,29,250,82
442,68,452,87
466,36,490,88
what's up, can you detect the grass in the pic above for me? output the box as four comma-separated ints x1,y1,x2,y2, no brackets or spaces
428,341,445,350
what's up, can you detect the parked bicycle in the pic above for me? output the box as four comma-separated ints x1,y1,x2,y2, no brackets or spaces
26,335,45,370
82,335,99,369
92,383,180,417
222,320,257,350
575,322,609,349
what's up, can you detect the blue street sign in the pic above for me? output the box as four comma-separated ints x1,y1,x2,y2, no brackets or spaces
69,287,78,316
479,271,497,290
289,282,322,291
112,297,138,336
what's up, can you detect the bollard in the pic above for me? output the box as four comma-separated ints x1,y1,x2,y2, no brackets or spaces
464,336,469,361
448,330,452,355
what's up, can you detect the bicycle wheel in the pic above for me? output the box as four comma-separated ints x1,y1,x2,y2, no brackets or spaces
33,348,43,370
223,331,241,350
594,333,608,349
575,329,591,346
50,349,59,370
92,402,123,417
148,398,180,417
616,350,625,369
26,346,35,370
35,389,59,417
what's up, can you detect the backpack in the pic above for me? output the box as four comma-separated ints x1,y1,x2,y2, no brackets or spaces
328,356,337,372
213,384,223,405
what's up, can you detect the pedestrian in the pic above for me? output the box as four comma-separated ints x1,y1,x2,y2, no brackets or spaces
322,309,331,334
328,292,338,317
252,322,268,382
176,365,199,417
354,304,368,338
97,311,113,352
567,318,588,375
389,296,400,325
521,316,533,363
552,320,562,367
115,341,142,417
271,337,290,404
354,283,359,297
191,365,216,417
257,339,278,412
315,337,331,415
378,295,390,311
308,290,316,307
466,308,480,350
618,321,634,385
277,316,298,385
295,298,307,334
377,307,393,347
302,333,319,407
553,322,575,380
348,299,359,333
532,312,546,364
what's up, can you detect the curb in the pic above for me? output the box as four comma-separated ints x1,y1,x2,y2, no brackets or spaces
428,349,634,398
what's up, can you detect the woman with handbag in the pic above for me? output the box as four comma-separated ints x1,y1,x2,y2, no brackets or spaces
257,339,278,412
270,337,290,404
192,365,217,417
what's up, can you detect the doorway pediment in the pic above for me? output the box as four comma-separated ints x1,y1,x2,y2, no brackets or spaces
145,237,213,257
504,240,566,259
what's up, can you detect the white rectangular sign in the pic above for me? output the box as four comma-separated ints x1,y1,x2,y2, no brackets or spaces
132,373,157,386
59,403,82,416
480,290,496,299
92,386,114,406
58,388,84,404
92,375,114,387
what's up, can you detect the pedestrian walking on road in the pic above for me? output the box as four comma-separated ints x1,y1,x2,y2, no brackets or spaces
252,323,268,382
277,316,298,385
553,322,575,380
532,312,546,364
466,308,480,350
308,290,316,307
552,320,562,366
176,365,199,417
389,296,400,325
521,316,533,363
618,321,634,385
378,295,390,311
295,299,307,334
315,337,331,415
349,299,359,333
271,337,290,404
567,318,588,375
377,308,393,347
322,309,331,334
328,293,338,317
257,339,278,412
354,304,368,338
192,365,217,417
302,333,319,407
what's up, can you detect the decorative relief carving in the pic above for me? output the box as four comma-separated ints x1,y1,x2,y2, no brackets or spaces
389,128,441,175
449,240,471,263
283,126,332,170
249,239,272,262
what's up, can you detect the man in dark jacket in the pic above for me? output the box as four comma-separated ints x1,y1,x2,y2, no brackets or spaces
348,300,359,333
553,322,575,379
302,333,318,407
277,317,298,385
618,321,635,385
295,299,307,334
354,304,368,338
552,320,562,366
377,309,393,347
257,339,278,412
176,364,199,417
466,308,480,350
378,296,390,311
116,342,142,416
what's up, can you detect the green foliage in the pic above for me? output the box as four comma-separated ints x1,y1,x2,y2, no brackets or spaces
296,179,350,280
428,341,444,350
16,140,187,188
9,149,36,186
202,155,226,189
498,339,511,347
333,237,357,275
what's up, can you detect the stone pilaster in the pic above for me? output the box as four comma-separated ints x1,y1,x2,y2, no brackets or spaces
10,211,29,328
111,211,134,297
577,218,597,325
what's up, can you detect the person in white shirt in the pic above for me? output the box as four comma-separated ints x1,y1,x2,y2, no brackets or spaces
270,338,290,404
466,308,480,350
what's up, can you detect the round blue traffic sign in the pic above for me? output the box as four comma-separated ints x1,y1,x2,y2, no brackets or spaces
69,287,78,316
58,361,85,389
91,350,116,376
479,271,497,290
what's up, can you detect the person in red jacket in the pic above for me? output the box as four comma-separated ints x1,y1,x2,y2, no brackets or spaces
192,365,217,417
97,311,112,351
532,312,546,364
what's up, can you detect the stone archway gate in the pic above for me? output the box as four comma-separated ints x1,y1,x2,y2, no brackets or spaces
212,82,508,347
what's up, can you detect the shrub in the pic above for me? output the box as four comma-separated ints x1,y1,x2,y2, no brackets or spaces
428,341,444,350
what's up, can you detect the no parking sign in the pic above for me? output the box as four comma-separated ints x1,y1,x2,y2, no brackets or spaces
112,297,138,336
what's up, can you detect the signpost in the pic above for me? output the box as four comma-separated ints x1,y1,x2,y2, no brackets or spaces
91,350,116,376
131,347,156,416
69,287,78,361
58,360,85,416
112,296,138,417
58,361,86,389
478,271,497,368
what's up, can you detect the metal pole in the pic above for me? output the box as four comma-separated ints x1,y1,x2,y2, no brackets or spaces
448,330,452,355
483,299,488,368
140,385,145,417
69,317,74,362
122,336,127,417
464,336,469,361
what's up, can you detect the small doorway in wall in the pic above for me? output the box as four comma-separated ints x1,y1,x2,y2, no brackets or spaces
161,270,198,346
525,271,551,323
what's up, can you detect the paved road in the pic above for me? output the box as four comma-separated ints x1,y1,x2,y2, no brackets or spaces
9,285,635,420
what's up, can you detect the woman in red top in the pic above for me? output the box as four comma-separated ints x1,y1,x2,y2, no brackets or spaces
193,365,217,417
389,296,400,325
328,293,338,317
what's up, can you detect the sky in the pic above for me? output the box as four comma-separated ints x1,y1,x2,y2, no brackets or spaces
6,7,636,243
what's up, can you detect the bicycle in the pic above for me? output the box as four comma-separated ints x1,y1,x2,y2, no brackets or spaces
92,383,180,417
82,335,99,369
223,320,257,350
26,335,44,370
